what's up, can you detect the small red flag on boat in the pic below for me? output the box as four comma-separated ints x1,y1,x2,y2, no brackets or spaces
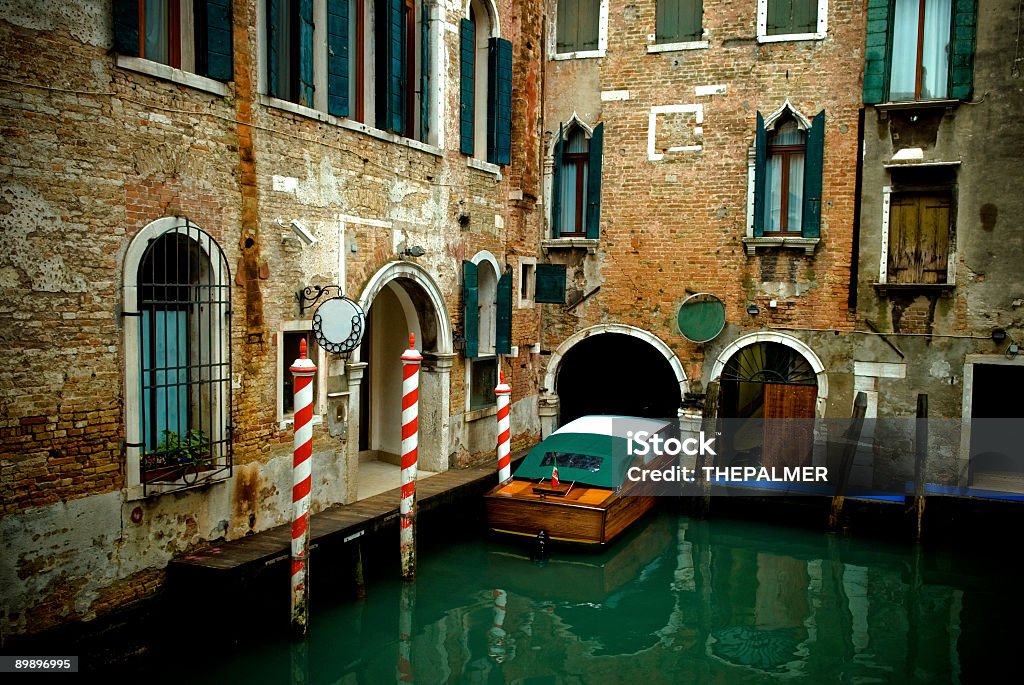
552,466,559,489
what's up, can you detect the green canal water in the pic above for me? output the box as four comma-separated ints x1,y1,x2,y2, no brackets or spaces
142,510,1016,683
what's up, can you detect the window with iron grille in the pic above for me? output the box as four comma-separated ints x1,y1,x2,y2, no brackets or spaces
133,221,232,495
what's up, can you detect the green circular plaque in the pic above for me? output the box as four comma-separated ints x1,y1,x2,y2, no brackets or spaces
676,293,726,343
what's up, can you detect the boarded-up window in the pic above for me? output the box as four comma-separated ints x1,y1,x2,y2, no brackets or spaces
656,0,702,43
765,0,818,36
556,0,600,53
887,193,951,284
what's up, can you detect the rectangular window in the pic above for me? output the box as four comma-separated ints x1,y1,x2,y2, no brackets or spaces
889,0,951,101
519,260,536,308
886,192,952,284
469,357,498,410
765,0,818,35
113,0,234,81
656,0,702,44
556,0,600,53
282,331,317,415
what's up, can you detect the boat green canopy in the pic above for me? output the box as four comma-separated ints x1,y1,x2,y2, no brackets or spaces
513,432,633,489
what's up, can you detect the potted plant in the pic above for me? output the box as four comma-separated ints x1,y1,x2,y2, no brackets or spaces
142,428,213,483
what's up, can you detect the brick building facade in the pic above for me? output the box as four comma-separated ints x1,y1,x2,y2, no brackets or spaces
0,0,544,638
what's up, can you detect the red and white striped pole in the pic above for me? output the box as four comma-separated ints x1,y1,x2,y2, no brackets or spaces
290,338,317,638
495,371,512,484
396,583,416,683
400,333,422,581
488,588,508,663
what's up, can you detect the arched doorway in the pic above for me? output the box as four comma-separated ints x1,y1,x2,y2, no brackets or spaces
551,329,684,427
715,338,822,469
353,263,453,498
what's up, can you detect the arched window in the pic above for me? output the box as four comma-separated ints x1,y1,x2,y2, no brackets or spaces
124,219,232,495
763,116,807,234
459,0,512,165
551,117,604,238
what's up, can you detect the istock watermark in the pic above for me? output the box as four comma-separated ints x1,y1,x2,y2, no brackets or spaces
626,430,717,457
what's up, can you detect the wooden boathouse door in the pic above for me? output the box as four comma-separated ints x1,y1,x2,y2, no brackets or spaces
762,383,817,468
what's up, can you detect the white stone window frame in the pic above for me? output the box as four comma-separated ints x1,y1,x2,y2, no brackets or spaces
518,256,537,309
551,0,610,60
277,321,328,430
256,0,445,151
648,104,704,161
122,217,231,501
756,0,828,44
877,183,957,286
115,2,229,97
465,250,502,417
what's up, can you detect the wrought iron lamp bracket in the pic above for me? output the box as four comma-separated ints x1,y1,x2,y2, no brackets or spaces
296,284,344,315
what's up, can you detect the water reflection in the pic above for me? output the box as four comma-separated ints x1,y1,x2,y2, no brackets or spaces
161,511,1015,684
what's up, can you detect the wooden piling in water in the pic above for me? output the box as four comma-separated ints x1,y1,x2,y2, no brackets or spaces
828,391,868,531
913,394,928,542
693,381,719,518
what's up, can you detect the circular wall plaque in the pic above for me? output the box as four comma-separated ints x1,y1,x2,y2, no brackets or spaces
676,293,726,343
312,296,365,354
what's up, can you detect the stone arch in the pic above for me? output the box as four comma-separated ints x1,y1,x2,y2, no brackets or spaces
463,0,500,37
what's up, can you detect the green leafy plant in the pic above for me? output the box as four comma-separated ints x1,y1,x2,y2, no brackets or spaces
145,429,212,469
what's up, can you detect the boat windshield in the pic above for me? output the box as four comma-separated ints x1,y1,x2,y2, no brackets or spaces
539,452,603,473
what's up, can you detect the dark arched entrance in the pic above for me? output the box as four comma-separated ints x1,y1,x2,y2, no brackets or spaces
556,333,682,426
719,342,818,468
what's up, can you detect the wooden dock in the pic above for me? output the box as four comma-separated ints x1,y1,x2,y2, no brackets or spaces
169,458,519,580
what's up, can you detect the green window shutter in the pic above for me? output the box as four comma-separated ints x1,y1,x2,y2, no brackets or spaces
753,112,767,238
420,0,430,142
203,0,234,81
299,0,314,107
535,264,567,304
802,110,825,239
495,271,512,355
387,0,405,134
863,0,891,104
585,122,603,239
327,0,350,117
112,0,140,57
950,0,977,101
487,37,513,166
684,0,703,40
791,0,816,33
655,0,680,43
267,0,280,98
551,124,564,238
462,260,479,358
459,19,475,155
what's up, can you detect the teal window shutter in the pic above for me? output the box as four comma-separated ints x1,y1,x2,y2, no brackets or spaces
460,19,475,155
387,0,405,134
203,0,234,81
863,0,890,104
299,0,314,107
495,271,512,355
551,124,564,238
950,0,977,100
656,0,702,43
267,0,280,98
462,261,479,358
535,264,567,304
487,37,513,165
113,0,140,57
753,112,767,238
327,0,349,117
585,122,603,239
802,110,825,239
420,0,430,142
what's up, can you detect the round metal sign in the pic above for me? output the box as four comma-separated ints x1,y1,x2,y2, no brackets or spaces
312,296,365,354
676,293,726,343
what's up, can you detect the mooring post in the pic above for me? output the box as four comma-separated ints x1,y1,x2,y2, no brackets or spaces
913,394,928,542
495,371,512,484
289,339,318,638
353,542,366,600
400,333,422,581
397,582,416,683
828,391,868,531
693,381,719,518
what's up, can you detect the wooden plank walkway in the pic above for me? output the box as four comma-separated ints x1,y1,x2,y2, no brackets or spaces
170,457,520,578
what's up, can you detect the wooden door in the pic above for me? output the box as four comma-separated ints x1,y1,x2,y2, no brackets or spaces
762,383,817,468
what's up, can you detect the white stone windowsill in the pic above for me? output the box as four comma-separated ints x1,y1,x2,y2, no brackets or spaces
552,49,606,61
757,32,826,44
541,238,599,254
278,413,325,432
466,405,498,422
259,95,444,158
115,55,230,97
742,236,820,256
647,40,710,53
126,474,228,502
467,157,502,179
